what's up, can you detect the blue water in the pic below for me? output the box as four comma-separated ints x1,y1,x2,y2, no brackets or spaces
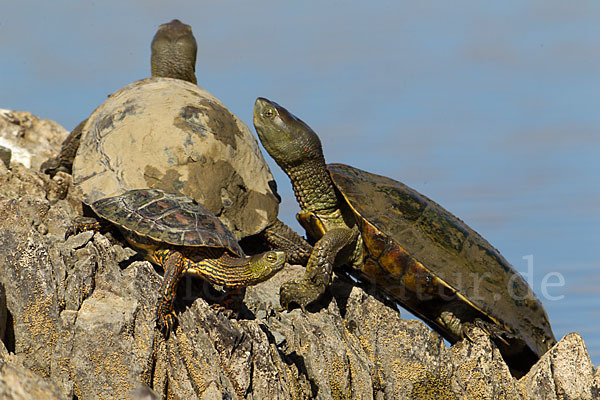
1,0,598,366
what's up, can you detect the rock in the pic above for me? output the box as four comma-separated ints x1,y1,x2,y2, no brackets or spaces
131,385,161,400
519,332,597,400
0,231,61,377
0,111,596,399
0,146,11,168
448,328,520,400
69,257,158,399
0,339,66,400
0,110,69,170
593,368,600,398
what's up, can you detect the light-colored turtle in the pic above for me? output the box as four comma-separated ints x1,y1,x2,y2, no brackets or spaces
72,77,281,242
41,19,197,176
53,19,310,262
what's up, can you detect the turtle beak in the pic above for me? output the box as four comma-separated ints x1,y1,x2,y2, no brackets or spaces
253,98,288,152
253,97,275,125
255,97,270,107
253,98,266,127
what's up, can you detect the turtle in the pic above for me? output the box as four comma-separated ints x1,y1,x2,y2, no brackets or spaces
55,20,310,263
41,19,198,176
253,97,556,374
66,188,286,333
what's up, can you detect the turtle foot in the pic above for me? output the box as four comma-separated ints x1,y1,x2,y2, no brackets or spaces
280,279,325,311
156,309,177,337
437,310,464,340
437,311,483,343
473,319,515,346
437,311,514,346
210,304,238,319
210,287,244,318
64,217,103,240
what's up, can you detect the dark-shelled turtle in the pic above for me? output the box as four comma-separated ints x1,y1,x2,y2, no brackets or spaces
253,97,556,374
67,188,286,333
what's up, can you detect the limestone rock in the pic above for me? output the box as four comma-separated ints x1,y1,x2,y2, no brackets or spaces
0,109,68,170
519,332,597,400
0,339,65,400
0,146,10,168
593,367,600,398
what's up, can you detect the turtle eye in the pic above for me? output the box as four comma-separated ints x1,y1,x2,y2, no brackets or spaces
265,252,277,262
263,108,275,119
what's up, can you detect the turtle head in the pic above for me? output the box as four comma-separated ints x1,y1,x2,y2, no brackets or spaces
248,250,287,282
151,19,198,84
254,98,325,172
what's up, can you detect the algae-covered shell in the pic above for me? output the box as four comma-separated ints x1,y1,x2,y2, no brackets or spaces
73,77,279,240
328,163,556,365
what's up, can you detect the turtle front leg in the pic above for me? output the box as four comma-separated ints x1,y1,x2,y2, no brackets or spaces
280,226,360,310
154,249,186,335
260,218,312,265
41,118,86,176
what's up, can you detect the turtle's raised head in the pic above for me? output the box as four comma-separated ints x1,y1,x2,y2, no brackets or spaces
254,98,337,212
151,19,198,84
254,97,325,171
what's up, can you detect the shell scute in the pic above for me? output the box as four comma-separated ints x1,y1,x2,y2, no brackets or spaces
161,209,197,229
377,242,411,279
92,189,242,256
359,220,387,259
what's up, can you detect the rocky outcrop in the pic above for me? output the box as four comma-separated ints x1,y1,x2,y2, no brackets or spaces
519,333,599,400
0,110,69,170
0,111,597,399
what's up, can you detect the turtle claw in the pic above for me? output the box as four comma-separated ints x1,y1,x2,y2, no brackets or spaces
461,323,477,343
437,311,514,347
64,226,77,240
210,303,238,319
474,319,512,346
279,279,325,311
